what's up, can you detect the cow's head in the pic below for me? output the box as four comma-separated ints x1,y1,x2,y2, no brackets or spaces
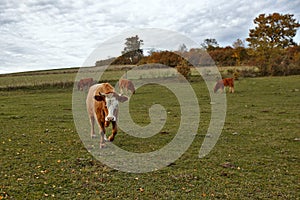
214,81,223,93
94,92,128,122
213,84,219,93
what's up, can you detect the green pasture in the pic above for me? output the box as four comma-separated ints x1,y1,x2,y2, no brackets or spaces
0,70,299,199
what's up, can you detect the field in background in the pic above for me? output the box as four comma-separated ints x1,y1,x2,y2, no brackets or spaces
0,67,299,199
0,65,260,90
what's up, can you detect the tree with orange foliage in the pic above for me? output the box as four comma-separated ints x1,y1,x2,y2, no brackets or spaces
246,13,300,75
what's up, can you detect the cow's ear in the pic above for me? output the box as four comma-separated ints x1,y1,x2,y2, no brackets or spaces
116,94,128,103
94,94,105,101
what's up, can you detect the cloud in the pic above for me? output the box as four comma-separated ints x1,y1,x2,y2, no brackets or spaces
0,0,299,74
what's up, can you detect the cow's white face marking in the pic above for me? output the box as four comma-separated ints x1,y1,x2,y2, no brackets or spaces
105,95,118,121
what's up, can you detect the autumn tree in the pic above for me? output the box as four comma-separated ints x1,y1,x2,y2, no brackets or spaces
232,39,245,49
178,43,188,53
176,58,191,80
232,39,248,66
246,13,300,75
201,38,219,50
247,13,299,50
121,35,144,64
146,51,182,67
208,46,236,66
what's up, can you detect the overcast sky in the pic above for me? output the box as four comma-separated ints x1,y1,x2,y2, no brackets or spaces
0,0,299,74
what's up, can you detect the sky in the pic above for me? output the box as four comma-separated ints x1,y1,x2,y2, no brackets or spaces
0,0,299,74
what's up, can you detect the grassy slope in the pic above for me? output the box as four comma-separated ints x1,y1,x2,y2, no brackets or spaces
0,74,299,199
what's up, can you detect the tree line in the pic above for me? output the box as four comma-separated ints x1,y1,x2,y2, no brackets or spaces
96,13,300,76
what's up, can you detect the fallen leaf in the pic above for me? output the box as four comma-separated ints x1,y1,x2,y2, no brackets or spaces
221,162,236,168
220,171,228,176
185,188,192,193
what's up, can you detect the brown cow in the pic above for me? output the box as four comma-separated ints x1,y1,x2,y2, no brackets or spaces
78,78,94,91
214,78,234,93
118,79,135,95
86,83,128,148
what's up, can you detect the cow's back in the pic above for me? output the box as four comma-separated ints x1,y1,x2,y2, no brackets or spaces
224,78,234,87
86,83,103,116
86,84,102,116
119,79,127,88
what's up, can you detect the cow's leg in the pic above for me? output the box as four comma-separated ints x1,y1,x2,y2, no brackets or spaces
108,121,117,141
100,130,105,148
98,121,106,148
95,113,107,148
90,115,96,138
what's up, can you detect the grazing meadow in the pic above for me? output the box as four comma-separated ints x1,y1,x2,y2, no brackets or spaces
0,67,299,199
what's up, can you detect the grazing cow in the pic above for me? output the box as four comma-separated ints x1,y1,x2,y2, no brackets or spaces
78,78,94,91
86,83,128,148
214,78,234,93
118,79,135,95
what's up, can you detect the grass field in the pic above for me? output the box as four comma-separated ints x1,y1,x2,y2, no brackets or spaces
0,69,299,199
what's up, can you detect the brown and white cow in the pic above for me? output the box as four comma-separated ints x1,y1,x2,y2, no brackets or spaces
86,83,128,148
214,78,234,93
78,78,94,91
118,79,135,95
